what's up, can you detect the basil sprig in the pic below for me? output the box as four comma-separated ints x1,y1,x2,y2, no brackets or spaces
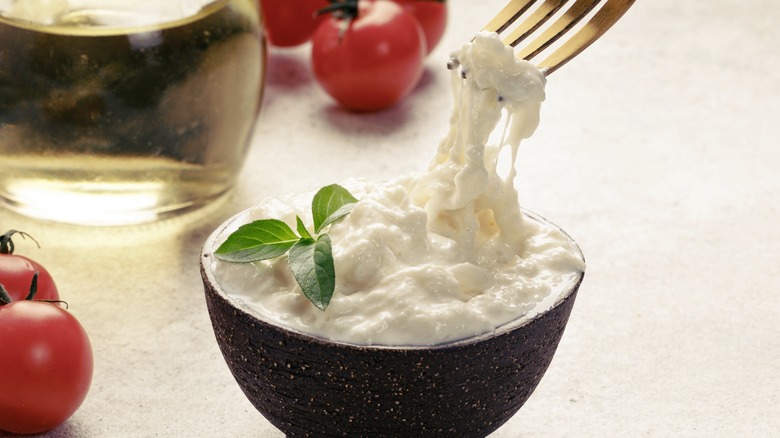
214,184,358,310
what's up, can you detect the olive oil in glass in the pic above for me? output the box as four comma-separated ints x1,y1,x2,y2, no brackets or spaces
0,0,265,225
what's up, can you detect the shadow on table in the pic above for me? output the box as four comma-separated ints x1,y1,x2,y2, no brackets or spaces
319,66,440,135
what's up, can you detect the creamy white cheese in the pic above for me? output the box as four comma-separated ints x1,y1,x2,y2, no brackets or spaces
212,32,585,346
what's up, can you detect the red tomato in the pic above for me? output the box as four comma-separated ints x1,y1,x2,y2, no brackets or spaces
311,0,425,111
259,0,330,47
0,301,93,434
0,230,59,302
392,0,447,54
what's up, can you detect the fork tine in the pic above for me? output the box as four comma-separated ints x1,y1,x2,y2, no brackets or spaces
502,0,569,48
482,0,537,34
515,0,601,60
536,0,636,74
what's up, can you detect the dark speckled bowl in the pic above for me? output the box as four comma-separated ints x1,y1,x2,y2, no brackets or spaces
201,210,584,438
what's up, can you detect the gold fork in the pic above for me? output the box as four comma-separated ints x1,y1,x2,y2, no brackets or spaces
482,0,636,75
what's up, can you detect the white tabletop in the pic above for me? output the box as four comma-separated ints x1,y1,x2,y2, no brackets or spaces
2,0,778,436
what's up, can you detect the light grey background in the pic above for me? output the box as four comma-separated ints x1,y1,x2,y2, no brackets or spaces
1,0,777,436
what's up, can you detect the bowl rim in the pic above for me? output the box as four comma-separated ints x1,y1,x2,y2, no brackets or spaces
201,206,585,352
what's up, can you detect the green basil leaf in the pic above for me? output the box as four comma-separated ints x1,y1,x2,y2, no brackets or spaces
296,216,312,240
312,184,358,233
214,185,359,311
214,219,300,263
288,234,335,310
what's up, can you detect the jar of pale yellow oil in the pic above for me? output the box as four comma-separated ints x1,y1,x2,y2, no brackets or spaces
0,0,265,225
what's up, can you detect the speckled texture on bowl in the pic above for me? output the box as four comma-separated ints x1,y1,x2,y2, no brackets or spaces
201,213,583,438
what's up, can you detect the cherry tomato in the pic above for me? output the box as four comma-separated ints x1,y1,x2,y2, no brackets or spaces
0,230,59,302
0,300,93,434
392,0,447,54
259,0,330,47
311,0,425,111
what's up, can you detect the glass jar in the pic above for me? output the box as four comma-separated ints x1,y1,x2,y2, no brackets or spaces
0,0,266,225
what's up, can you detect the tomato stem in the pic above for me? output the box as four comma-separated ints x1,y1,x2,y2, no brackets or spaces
24,272,39,301
0,283,11,305
37,299,70,309
318,0,359,19
0,230,40,255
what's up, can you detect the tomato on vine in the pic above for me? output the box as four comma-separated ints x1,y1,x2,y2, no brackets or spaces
0,230,59,302
0,297,93,434
311,0,426,111
0,230,92,434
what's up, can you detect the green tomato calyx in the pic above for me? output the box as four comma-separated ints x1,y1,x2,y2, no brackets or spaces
0,230,40,255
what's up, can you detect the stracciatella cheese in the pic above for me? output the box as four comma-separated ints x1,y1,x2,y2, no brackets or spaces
212,32,585,346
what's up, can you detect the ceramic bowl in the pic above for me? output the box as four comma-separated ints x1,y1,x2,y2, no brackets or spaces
201,210,584,438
